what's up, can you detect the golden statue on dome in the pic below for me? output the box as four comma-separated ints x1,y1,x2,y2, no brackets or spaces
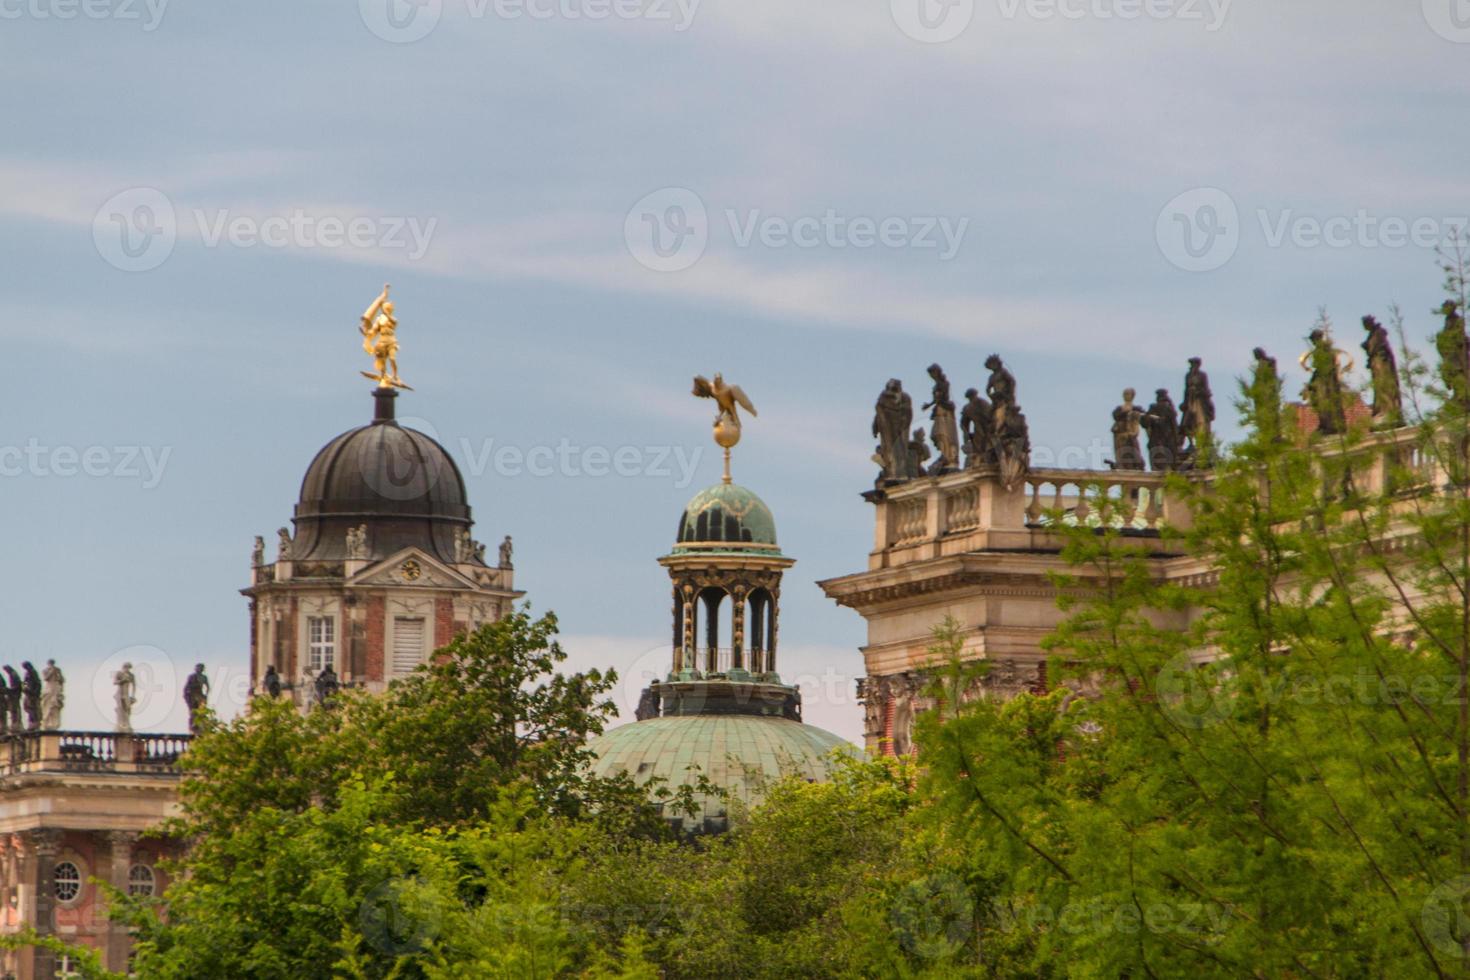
692,373,757,483
359,284,411,389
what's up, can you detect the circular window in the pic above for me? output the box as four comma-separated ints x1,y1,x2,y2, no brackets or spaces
53,861,81,903
128,864,155,897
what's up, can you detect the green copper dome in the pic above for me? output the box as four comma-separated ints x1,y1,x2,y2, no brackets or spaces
673,482,781,555
587,714,853,832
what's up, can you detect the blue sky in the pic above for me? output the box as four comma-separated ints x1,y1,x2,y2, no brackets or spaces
2,0,1468,739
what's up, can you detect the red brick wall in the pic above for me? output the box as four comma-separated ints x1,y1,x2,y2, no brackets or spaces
434,596,454,651
284,598,298,678
365,595,386,681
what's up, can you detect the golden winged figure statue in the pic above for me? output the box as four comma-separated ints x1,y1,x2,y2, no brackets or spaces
359,284,411,389
693,373,756,483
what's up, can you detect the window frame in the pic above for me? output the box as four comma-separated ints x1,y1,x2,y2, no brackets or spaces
306,614,336,674
128,863,156,897
52,859,83,906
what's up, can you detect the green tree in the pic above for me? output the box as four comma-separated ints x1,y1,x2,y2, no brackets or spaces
122,608,669,977
918,273,1470,976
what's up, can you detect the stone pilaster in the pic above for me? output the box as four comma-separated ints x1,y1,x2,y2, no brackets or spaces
23,828,62,980
103,831,139,972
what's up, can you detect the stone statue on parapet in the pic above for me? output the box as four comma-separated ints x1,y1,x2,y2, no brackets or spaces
1142,389,1181,472
959,388,993,468
3,667,22,733
183,664,210,733
985,354,1017,433
499,535,514,568
1108,388,1146,471
922,363,962,474
908,428,932,478
1179,357,1216,467
1302,327,1350,435
1436,300,1469,410
22,662,41,731
986,355,1031,489
872,379,919,485
1250,347,1283,434
1361,315,1403,427
114,663,137,734
40,660,63,730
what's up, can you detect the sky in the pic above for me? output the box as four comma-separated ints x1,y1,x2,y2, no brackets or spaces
2,0,1469,741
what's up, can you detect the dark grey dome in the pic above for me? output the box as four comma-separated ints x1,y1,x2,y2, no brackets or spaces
290,390,470,564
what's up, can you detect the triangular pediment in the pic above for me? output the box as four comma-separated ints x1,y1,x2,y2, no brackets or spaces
346,547,479,590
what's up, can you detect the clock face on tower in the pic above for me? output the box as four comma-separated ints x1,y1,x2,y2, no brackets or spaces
400,559,422,582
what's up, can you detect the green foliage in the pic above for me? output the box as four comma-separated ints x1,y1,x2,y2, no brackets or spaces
914,277,1470,976
564,753,960,979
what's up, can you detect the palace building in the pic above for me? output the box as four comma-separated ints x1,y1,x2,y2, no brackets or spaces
818,463,1203,755
243,386,521,704
0,376,515,978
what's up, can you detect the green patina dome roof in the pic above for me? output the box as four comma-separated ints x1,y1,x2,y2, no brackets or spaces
587,715,853,831
673,482,780,554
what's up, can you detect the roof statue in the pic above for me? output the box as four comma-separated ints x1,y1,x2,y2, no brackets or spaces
359,283,411,390
692,373,756,483
1361,315,1403,427
1300,326,1353,435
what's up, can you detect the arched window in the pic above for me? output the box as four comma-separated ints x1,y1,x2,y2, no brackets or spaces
128,863,156,897
748,588,772,672
698,587,726,672
53,861,81,904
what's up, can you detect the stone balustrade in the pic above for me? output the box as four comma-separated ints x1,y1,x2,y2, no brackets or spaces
866,427,1454,572
867,465,1192,569
0,731,191,777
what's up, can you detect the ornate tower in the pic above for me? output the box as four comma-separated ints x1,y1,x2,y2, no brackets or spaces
587,376,851,832
656,483,797,712
242,291,522,705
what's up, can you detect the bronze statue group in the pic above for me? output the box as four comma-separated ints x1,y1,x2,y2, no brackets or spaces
872,355,1032,490
870,299,1467,488
1284,301,1464,436
0,662,45,733
1108,357,1216,473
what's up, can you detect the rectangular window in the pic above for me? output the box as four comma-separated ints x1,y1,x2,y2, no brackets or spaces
392,617,426,677
307,616,335,673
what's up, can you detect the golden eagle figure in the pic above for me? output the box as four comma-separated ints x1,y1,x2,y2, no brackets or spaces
692,373,756,483
692,373,757,426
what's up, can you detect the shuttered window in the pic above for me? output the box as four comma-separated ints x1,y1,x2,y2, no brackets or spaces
391,617,426,677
